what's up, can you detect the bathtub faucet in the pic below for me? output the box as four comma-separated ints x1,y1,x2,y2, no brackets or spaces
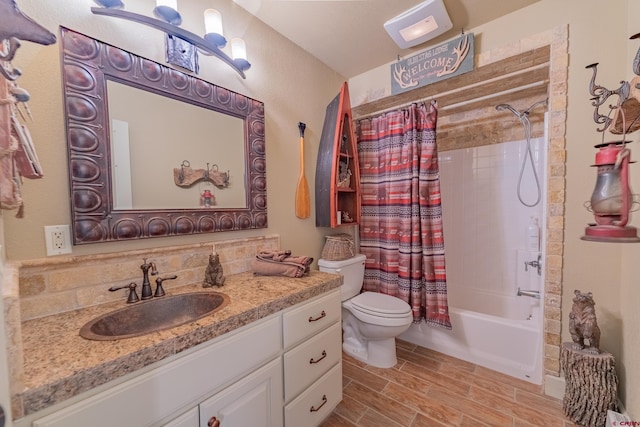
517,288,541,299
524,253,542,276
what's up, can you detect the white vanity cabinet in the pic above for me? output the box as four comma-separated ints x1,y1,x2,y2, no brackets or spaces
32,316,282,427
282,289,342,427
29,288,342,427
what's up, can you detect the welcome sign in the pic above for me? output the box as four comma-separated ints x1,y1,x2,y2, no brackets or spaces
391,33,474,95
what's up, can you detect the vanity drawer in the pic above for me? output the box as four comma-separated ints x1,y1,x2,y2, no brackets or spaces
284,363,342,427
283,289,341,349
284,321,342,402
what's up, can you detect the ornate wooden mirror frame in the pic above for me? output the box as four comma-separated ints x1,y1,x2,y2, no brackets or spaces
61,27,267,244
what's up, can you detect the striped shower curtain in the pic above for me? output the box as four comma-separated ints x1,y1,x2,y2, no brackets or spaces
356,101,451,329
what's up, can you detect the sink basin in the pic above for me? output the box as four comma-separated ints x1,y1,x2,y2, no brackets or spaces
79,291,230,341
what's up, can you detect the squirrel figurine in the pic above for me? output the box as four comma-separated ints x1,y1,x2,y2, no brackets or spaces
203,253,225,287
568,289,601,354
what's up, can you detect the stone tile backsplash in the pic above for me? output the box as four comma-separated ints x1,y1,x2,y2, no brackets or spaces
11,234,280,321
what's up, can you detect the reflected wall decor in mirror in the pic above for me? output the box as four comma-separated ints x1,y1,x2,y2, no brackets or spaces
61,27,267,244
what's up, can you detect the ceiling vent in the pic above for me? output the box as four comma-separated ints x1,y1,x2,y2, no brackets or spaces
384,0,453,49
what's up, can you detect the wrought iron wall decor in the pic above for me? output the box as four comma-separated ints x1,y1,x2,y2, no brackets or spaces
586,32,640,136
174,161,230,188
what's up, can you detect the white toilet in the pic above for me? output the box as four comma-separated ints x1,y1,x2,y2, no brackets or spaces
318,254,413,368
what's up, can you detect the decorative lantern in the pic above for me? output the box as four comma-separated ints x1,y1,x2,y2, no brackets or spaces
582,141,640,242
581,51,640,242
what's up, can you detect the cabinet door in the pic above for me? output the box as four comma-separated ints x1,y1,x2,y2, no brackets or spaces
199,359,283,427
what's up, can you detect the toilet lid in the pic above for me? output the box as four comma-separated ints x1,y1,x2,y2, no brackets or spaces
351,292,412,318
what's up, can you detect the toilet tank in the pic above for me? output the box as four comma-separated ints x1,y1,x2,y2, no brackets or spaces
318,254,366,301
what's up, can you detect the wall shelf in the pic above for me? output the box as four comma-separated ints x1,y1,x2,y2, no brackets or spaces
315,82,361,228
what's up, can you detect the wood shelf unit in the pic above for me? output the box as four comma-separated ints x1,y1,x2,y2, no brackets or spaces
315,82,360,228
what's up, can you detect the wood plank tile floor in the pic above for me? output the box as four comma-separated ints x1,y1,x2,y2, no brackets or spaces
319,339,575,427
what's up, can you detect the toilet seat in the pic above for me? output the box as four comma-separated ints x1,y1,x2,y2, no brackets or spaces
352,292,412,316
345,292,412,327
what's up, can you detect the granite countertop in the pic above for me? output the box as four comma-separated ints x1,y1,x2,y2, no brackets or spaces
14,270,342,418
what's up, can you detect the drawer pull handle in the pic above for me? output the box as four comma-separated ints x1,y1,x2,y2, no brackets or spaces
208,416,221,427
310,395,328,412
308,310,326,322
310,350,327,364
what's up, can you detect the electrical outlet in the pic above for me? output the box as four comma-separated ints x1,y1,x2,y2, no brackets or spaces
44,225,72,256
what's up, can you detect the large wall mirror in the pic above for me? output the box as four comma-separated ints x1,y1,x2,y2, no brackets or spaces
61,27,267,244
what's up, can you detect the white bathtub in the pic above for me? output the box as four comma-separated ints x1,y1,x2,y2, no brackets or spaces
399,289,543,384
398,136,547,384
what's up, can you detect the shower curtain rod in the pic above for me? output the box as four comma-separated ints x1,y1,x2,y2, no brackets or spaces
355,63,548,120
441,81,547,111
357,80,547,120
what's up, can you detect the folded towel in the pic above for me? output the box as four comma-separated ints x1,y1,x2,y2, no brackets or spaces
252,250,313,278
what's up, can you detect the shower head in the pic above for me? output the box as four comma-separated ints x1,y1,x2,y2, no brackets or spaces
495,103,521,118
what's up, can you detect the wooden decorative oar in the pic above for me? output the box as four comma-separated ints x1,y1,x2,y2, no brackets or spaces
295,122,310,218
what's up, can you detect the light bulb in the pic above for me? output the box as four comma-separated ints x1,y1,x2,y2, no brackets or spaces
203,9,226,47
230,38,247,61
230,38,250,72
204,9,223,35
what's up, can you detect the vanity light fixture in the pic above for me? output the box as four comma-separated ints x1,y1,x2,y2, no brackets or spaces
91,0,251,78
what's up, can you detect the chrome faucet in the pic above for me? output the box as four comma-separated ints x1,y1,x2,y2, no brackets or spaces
140,258,158,300
517,288,541,299
524,253,542,276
